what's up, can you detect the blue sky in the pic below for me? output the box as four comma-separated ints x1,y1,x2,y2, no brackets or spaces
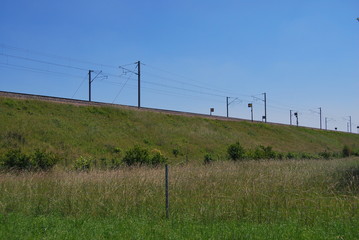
1,0,358,131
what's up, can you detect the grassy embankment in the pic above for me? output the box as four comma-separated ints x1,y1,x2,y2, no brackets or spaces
0,158,359,239
1,96,359,239
0,97,358,166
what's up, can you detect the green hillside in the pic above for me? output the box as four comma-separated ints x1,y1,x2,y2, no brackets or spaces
0,96,358,165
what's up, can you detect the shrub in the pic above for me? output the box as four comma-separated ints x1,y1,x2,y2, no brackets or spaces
150,152,167,166
227,142,245,161
286,152,297,159
299,152,315,159
172,148,180,158
31,149,58,170
74,156,92,171
261,146,277,159
204,153,214,164
123,146,150,166
0,149,58,171
342,145,352,157
319,151,331,160
245,145,278,160
1,149,31,170
276,152,284,160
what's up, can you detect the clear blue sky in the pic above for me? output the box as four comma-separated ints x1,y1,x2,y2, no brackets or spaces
1,0,358,131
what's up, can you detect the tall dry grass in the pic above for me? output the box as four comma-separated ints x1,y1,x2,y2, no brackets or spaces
0,158,358,223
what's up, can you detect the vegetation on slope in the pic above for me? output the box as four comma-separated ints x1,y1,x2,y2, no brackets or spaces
0,97,358,166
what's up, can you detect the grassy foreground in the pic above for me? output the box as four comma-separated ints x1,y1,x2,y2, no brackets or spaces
1,158,359,239
1,97,359,165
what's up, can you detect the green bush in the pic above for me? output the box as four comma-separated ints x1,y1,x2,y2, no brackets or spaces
74,156,92,171
0,149,31,170
31,149,59,170
342,145,352,157
123,146,150,166
227,142,245,161
150,152,167,166
0,149,58,171
204,153,214,164
172,148,180,158
261,146,277,159
276,152,284,160
286,152,297,159
319,151,331,160
299,152,316,159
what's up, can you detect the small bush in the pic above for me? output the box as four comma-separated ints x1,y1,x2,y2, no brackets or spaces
299,152,315,159
31,149,59,170
150,151,167,166
261,146,277,159
1,149,31,170
172,148,180,158
123,146,150,166
342,145,352,157
276,152,284,160
74,156,92,171
227,142,245,161
319,151,331,160
0,149,58,171
286,152,297,159
204,153,214,164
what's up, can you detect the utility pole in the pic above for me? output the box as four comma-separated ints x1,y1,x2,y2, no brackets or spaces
349,116,352,133
290,110,293,125
226,97,229,118
88,70,94,102
263,92,267,123
137,61,141,108
294,112,299,126
226,97,238,118
248,103,253,122
319,107,322,129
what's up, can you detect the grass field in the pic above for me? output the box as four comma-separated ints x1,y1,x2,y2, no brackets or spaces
1,97,359,166
1,158,359,239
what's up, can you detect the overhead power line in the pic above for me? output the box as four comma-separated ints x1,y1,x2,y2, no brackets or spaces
0,62,84,78
0,43,134,70
0,53,88,71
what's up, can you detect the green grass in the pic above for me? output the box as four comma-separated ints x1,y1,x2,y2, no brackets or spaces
1,214,358,239
0,158,359,239
0,97,358,166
